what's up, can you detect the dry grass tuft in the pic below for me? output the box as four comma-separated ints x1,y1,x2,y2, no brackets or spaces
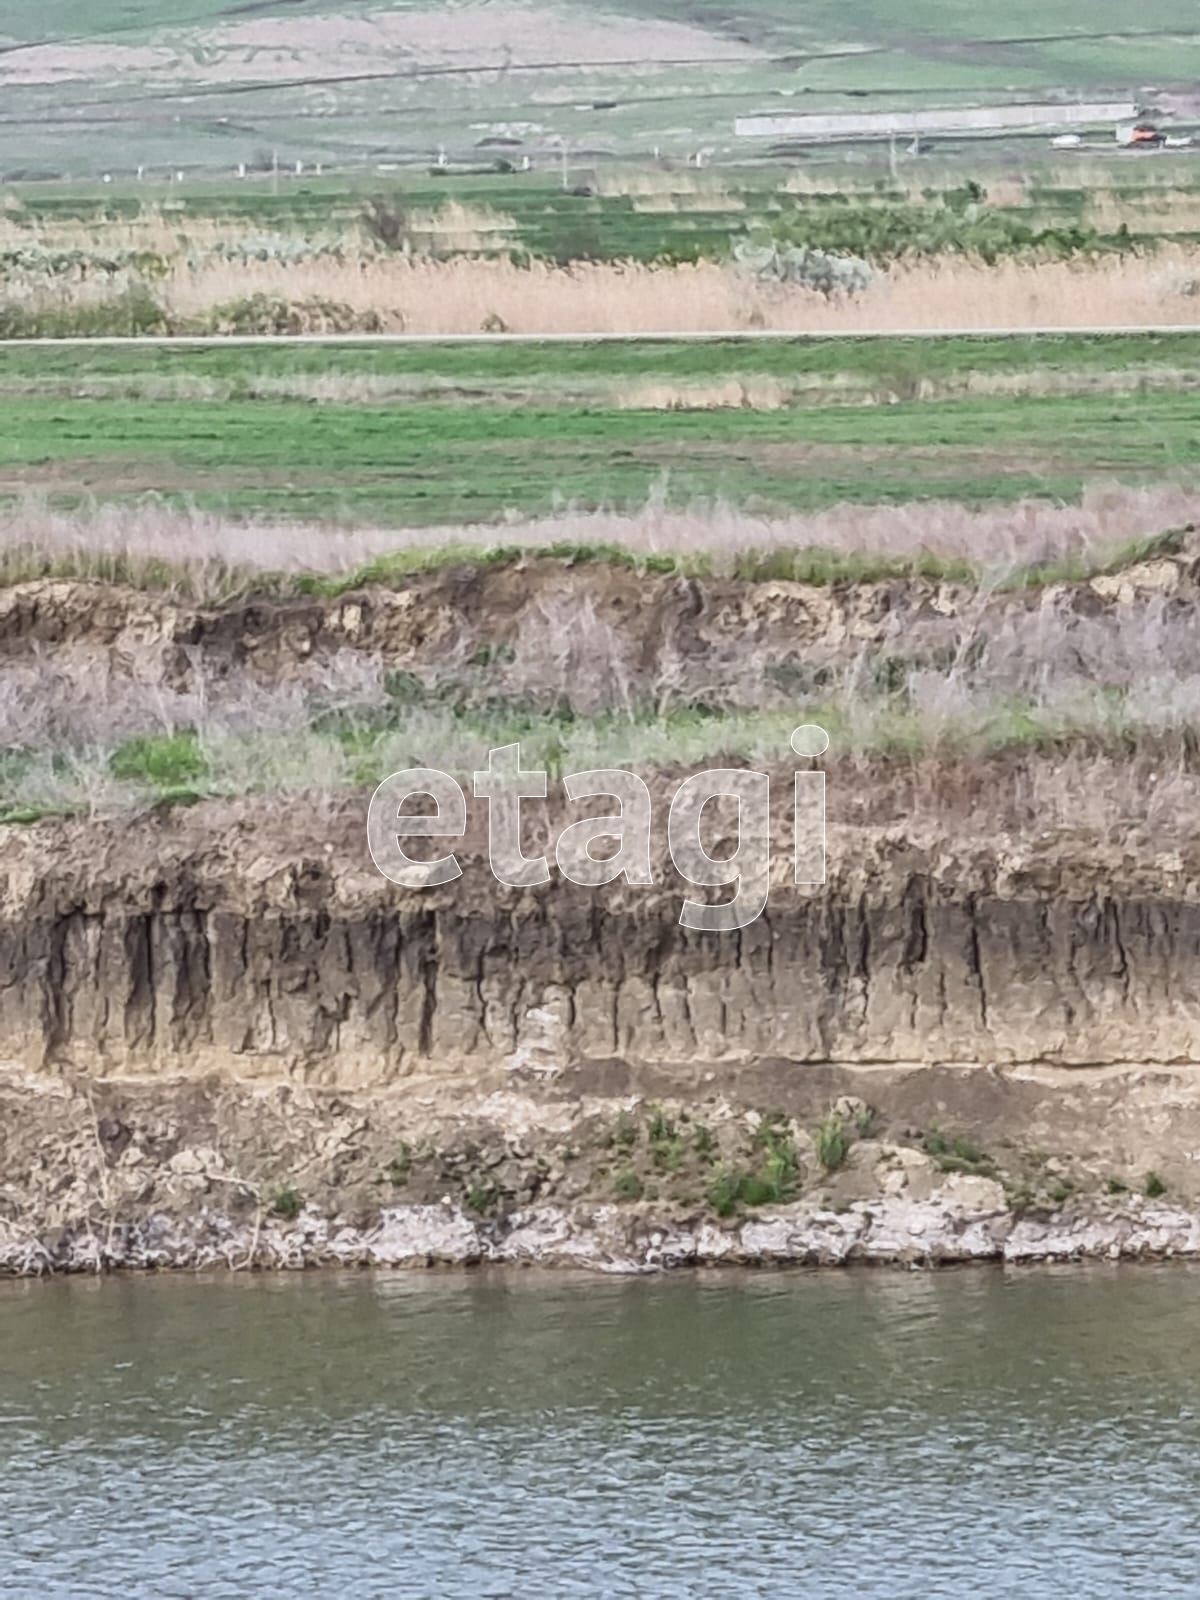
981,175,1030,209
405,201,517,255
10,596,1200,822
615,366,1200,409
630,190,746,214
593,169,743,200
612,378,792,410
0,485,1195,595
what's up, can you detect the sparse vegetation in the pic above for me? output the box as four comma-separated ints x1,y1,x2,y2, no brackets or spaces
613,1170,645,1202
648,1107,685,1173
1144,1172,1168,1199
813,1114,851,1173
464,1182,500,1215
269,1185,302,1221
922,1129,996,1177
853,1106,877,1139
702,1115,802,1216
109,732,206,795
609,1110,640,1152
385,1145,413,1186
646,1106,676,1144
692,1123,717,1160
707,1169,743,1220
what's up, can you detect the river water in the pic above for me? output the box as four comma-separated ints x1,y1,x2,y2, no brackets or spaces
2,1266,1198,1597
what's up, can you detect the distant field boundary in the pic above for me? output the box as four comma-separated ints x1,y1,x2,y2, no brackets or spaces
3,326,1199,348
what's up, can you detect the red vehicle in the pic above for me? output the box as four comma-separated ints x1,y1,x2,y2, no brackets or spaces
1117,121,1166,147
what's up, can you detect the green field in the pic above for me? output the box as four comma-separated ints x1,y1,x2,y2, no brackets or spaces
12,170,1197,273
7,331,1198,393
3,0,1197,182
3,0,1189,51
0,0,391,38
2,335,1196,525
612,0,1200,81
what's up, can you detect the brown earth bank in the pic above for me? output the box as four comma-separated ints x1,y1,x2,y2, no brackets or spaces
7,536,1200,1272
10,800,1200,1081
0,529,1195,700
2,799,1200,1272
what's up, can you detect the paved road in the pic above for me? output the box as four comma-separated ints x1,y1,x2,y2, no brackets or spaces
0,325,1197,347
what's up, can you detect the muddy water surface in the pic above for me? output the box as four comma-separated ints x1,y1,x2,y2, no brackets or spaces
2,1267,1198,1597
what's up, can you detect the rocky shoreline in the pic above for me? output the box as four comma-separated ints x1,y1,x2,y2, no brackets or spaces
5,1064,1200,1278
8,1186,1200,1277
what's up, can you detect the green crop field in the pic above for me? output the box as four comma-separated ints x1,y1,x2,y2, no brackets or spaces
5,331,1200,399
1,335,1196,525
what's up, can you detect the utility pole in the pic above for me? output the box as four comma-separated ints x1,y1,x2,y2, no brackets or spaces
560,138,569,191
272,148,279,196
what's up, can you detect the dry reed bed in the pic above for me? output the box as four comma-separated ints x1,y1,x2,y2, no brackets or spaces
8,238,1200,332
157,250,1200,333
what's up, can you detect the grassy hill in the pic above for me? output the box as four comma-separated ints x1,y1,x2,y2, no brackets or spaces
0,0,1196,180
0,2,373,41
610,0,1197,83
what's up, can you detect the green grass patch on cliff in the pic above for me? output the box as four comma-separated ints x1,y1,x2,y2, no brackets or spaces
707,1114,802,1215
269,1185,303,1221
813,1113,852,1172
0,523,1188,608
304,539,697,598
109,731,207,799
5,668,1200,828
923,1128,996,1176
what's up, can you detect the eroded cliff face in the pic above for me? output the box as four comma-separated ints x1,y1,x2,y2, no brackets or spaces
4,797,1200,1086
6,550,1200,1270
0,537,1193,703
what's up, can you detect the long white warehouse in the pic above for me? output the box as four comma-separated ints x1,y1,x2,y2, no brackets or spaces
735,100,1139,142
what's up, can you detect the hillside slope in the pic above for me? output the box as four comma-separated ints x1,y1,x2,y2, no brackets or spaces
3,0,1195,178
